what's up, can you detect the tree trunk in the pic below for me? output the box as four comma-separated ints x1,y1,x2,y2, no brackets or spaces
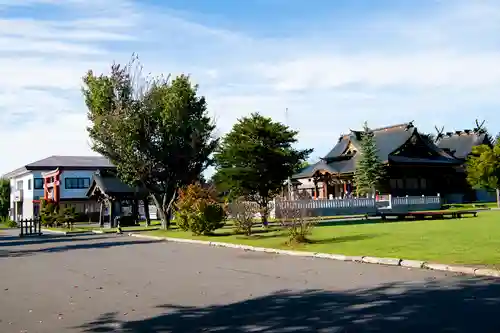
99,201,104,228
152,191,176,230
497,188,500,208
132,199,139,225
259,204,268,227
108,199,114,228
142,198,150,227
313,181,319,199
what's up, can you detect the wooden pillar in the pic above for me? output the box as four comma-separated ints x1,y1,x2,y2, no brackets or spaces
132,199,139,225
99,200,104,227
108,199,114,228
143,197,151,226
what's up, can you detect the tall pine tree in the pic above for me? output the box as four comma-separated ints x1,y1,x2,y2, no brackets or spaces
354,122,385,196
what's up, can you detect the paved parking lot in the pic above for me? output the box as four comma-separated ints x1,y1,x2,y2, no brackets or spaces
1,231,500,332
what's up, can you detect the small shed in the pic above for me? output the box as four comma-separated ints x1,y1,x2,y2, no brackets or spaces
86,172,148,227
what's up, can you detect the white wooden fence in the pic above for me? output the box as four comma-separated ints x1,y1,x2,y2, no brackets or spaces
274,195,442,218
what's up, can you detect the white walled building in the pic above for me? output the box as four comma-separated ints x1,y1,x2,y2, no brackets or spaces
3,156,115,221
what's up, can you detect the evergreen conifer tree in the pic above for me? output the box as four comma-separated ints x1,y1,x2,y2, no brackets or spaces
354,122,385,196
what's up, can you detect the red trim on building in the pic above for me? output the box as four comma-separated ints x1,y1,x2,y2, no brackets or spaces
42,168,62,206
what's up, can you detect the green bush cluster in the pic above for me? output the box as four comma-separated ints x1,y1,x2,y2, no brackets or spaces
175,183,226,235
0,216,17,228
40,200,77,229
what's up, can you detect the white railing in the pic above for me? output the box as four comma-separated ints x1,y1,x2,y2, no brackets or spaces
276,198,376,210
274,195,442,217
390,194,441,207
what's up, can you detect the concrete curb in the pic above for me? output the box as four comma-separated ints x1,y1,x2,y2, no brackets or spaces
400,260,426,269
41,229,93,236
128,233,500,278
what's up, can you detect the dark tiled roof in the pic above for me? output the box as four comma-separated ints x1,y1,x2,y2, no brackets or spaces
324,136,350,160
3,155,115,178
388,156,461,164
86,173,145,197
358,124,415,161
437,133,490,159
292,161,340,179
27,155,114,169
324,124,414,162
293,122,460,178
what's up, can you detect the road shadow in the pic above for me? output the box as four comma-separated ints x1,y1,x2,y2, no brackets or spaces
77,278,500,332
0,237,161,258
0,233,117,248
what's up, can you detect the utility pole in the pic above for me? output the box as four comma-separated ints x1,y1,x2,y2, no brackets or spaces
285,108,294,200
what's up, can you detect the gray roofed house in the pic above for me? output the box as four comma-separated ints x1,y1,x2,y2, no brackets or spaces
3,155,115,178
4,155,118,222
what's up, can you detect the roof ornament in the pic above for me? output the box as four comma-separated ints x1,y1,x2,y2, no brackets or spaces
434,126,445,140
349,129,362,141
474,119,486,134
405,121,414,131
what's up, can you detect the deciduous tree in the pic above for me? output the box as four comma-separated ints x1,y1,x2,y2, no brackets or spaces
214,113,312,226
466,138,500,207
83,56,218,229
353,122,385,196
0,178,10,218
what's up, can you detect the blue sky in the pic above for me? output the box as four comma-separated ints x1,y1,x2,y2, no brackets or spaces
1,0,500,174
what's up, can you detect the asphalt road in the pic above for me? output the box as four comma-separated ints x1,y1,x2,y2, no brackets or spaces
0,231,500,332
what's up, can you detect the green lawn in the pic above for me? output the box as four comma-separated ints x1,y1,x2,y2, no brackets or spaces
95,226,159,233
443,202,498,210
144,210,500,266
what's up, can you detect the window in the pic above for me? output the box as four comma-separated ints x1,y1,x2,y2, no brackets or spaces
420,178,427,189
28,179,32,190
16,180,23,190
406,178,419,190
34,178,44,189
65,177,91,189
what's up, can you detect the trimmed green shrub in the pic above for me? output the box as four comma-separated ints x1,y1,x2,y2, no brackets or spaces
40,199,58,227
0,216,17,228
55,206,77,229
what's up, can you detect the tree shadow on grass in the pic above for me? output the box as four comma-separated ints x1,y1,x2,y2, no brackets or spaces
315,217,408,227
209,228,283,237
76,277,500,332
315,214,479,228
310,233,382,244
230,231,288,241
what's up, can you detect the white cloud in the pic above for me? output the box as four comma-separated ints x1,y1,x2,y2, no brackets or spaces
256,52,500,91
1,0,500,175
